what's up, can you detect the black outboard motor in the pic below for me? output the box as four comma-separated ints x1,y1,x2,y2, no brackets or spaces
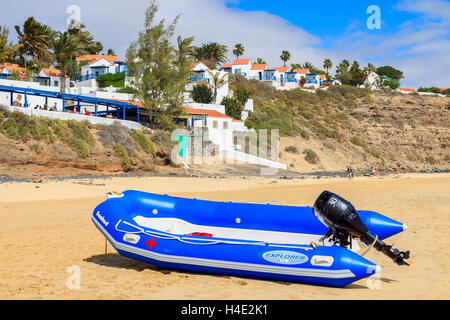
313,191,410,266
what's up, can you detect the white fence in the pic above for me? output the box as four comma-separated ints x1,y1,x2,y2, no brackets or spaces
3,105,145,130
186,102,226,114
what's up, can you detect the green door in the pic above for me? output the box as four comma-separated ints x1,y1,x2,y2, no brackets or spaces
175,135,189,157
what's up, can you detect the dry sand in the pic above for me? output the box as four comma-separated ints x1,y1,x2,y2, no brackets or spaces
0,173,449,300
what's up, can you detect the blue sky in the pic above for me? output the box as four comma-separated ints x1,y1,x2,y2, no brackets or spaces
2,0,449,88
226,0,415,39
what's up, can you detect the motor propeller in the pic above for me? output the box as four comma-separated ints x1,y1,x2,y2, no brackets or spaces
313,191,410,266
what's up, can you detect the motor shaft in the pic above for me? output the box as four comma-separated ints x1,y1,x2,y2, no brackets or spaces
364,232,410,266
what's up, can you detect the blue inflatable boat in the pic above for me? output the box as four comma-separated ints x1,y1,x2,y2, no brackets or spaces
92,190,410,287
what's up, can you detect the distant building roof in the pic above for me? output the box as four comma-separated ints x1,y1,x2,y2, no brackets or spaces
41,68,65,77
233,58,251,65
251,64,268,70
76,55,118,63
220,64,233,69
319,74,326,80
0,63,26,73
399,88,415,92
185,108,231,119
191,61,210,70
274,66,289,73
112,99,143,108
293,68,309,74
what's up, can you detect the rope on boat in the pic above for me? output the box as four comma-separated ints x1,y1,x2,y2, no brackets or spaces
114,220,313,250
361,234,378,257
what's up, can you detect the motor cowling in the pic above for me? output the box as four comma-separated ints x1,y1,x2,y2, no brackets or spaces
313,191,410,266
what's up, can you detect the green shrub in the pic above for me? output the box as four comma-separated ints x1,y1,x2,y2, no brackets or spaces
350,136,365,147
303,148,319,164
221,96,242,120
190,84,213,104
383,79,400,90
69,137,90,159
233,86,250,106
156,113,176,131
131,130,155,155
323,140,336,151
52,120,93,158
297,128,310,140
362,94,374,104
96,73,126,88
3,119,20,140
114,144,132,171
300,110,314,119
327,85,369,99
151,130,176,154
116,87,137,94
285,145,299,154
425,156,437,165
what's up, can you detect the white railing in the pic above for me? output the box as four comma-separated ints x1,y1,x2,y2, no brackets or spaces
220,148,287,170
4,105,144,130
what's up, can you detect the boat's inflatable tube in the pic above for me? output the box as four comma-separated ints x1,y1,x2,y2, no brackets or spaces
92,191,405,287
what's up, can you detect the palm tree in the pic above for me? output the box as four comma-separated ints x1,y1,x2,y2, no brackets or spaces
233,44,244,59
200,42,228,69
336,59,350,74
15,17,56,67
363,63,377,75
107,49,116,56
51,31,86,92
208,70,228,104
0,26,18,63
302,62,314,69
67,23,100,56
323,59,333,74
280,50,291,67
256,58,266,64
290,63,302,71
174,35,195,96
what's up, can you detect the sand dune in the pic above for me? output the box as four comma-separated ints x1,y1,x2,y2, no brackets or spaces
0,173,448,299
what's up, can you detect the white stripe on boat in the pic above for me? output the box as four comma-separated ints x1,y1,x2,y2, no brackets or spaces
93,217,356,279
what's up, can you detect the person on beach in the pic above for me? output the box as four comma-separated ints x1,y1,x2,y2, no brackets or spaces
347,166,354,180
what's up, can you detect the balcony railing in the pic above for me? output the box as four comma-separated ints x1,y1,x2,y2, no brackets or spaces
249,75,277,81
75,70,127,83
189,76,210,83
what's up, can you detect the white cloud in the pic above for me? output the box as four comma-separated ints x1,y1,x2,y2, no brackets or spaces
328,0,450,87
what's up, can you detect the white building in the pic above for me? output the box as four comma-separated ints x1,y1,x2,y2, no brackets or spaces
37,68,70,89
187,62,229,105
292,68,309,82
304,73,325,89
75,55,127,89
0,63,27,80
183,108,235,150
231,58,252,77
248,64,268,80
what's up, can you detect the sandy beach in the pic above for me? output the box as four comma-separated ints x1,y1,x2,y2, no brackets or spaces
0,173,448,300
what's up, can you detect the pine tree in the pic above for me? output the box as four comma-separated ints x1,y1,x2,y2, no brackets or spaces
126,1,193,126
